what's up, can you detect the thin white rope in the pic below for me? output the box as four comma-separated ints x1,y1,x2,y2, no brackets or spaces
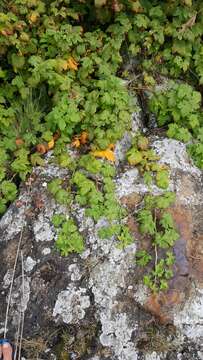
18,251,25,360
4,183,31,340
13,311,21,360
4,229,24,339
14,252,25,360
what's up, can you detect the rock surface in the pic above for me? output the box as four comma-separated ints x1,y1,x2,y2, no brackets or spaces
0,126,202,359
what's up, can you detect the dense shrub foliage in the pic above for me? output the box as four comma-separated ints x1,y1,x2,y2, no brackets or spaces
0,0,202,291
0,0,203,212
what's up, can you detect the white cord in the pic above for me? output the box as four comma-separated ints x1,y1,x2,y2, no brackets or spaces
3,183,31,347
4,229,24,339
18,251,25,360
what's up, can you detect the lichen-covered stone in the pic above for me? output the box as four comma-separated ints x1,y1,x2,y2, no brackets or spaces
0,134,202,360
53,286,90,324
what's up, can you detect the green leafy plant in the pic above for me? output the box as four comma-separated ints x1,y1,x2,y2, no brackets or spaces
136,250,152,267
187,141,203,169
0,180,17,214
127,134,170,189
98,223,134,249
149,82,203,168
49,154,131,249
149,82,202,130
0,0,136,215
0,0,198,302
52,214,84,256
167,124,192,143
138,209,156,235
1,0,203,218
144,192,176,210
136,193,178,292
48,178,72,205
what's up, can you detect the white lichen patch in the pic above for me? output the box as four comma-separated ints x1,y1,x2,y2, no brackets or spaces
9,276,30,328
89,243,138,360
0,204,26,241
100,313,138,360
115,168,165,199
71,194,139,359
145,352,162,360
34,162,69,179
53,286,90,324
42,247,51,255
72,203,114,255
115,138,202,209
68,264,82,282
24,256,37,272
174,173,202,207
115,168,140,198
131,109,144,133
153,138,201,176
3,269,13,289
33,215,55,242
133,283,149,306
174,287,203,344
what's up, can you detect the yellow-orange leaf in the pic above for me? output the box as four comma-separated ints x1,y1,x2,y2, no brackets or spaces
108,143,115,151
91,148,115,162
29,12,39,23
67,57,78,71
56,59,69,72
72,138,80,148
71,131,88,147
80,131,88,145
47,138,55,150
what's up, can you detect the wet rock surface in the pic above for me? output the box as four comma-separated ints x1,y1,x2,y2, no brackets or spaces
0,129,202,359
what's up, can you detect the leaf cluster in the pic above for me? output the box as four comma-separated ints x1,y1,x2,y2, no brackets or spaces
52,214,84,256
0,0,135,215
0,180,17,214
127,134,170,189
149,82,203,167
1,0,203,217
123,2,203,82
72,171,125,222
136,192,178,292
48,178,72,205
98,223,134,249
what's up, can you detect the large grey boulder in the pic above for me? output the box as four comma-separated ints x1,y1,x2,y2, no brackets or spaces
0,134,202,360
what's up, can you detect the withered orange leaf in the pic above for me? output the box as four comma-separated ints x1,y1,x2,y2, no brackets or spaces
67,57,78,71
72,138,80,148
80,131,88,145
179,13,196,33
57,59,69,72
15,138,24,146
71,131,88,147
91,148,115,162
36,144,47,154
